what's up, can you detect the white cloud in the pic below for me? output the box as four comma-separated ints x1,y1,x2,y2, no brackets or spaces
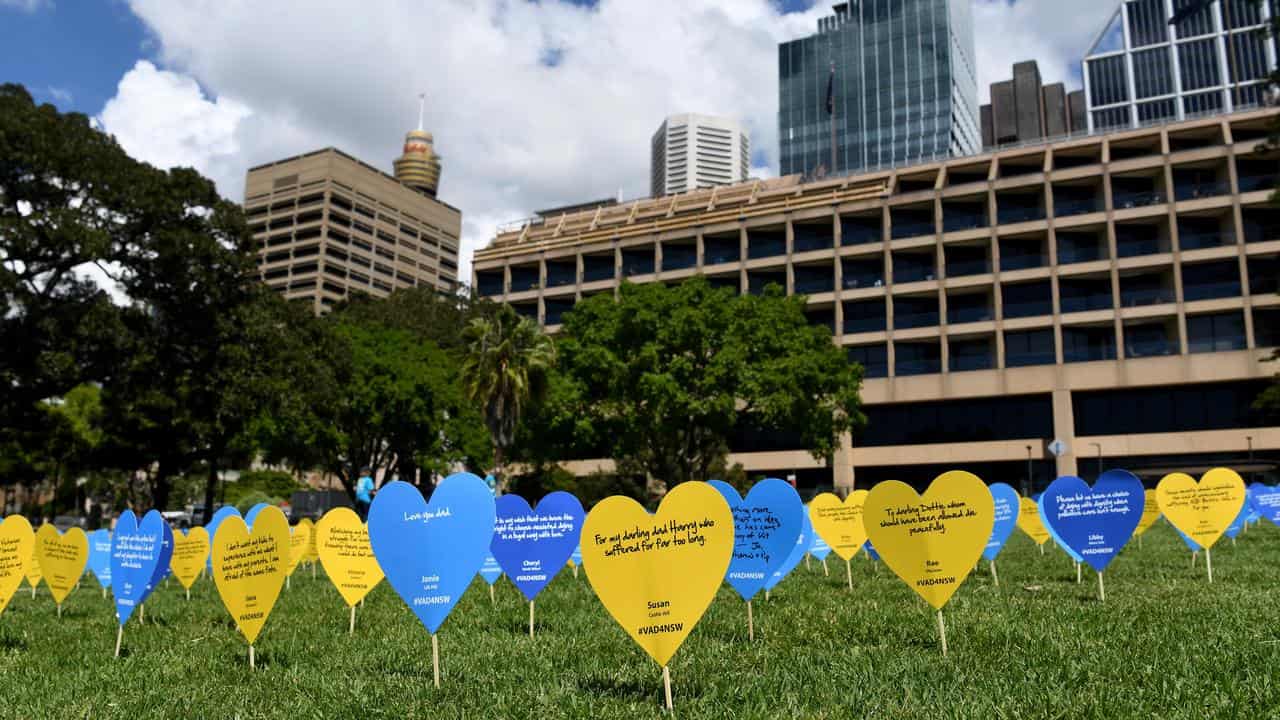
101,0,1122,281
46,86,73,105
98,60,252,197
0,0,51,12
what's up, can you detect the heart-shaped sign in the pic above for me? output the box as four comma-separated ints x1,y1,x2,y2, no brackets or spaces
864,472,995,610
491,490,584,602
808,490,868,561
368,474,495,634
170,527,210,590
1248,483,1280,525
288,521,312,575
1017,497,1050,545
88,529,112,589
581,481,733,667
316,507,385,607
1156,468,1246,550
110,510,166,625
205,506,242,571
1039,470,1144,572
570,546,582,567
1134,490,1161,536
863,540,881,562
764,510,810,592
0,515,34,614
35,524,89,604
211,506,289,645
1223,503,1249,539
808,523,832,561
26,543,42,589
244,503,270,528
982,483,1020,561
708,479,802,601
296,517,318,562
478,554,502,585
1037,498,1084,562
147,519,174,590
1174,524,1201,551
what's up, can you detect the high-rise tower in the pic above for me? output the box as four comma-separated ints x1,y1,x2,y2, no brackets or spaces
394,95,443,197
649,113,750,197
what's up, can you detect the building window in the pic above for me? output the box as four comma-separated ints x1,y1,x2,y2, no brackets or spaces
1072,380,1270,436
895,341,941,376
1088,55,1129,107
1127,0,1169,47
1063,325,1116,362
857,394,1054,447
949,337,994,372
847,344,888,379
1005,329,1056,367
1187,312,1246,352
1132,47,1173,99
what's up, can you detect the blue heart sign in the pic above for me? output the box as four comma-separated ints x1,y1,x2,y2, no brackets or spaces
1174,523,1202,552
490,491,584,602
205,506,241,571
1248,483,1280,525
764,511,810,592
1040,470,1144,572
983,483,1020,561
148,519,174,589
244,503,270,528
478,554,502,585
1223,502,1249,539
368,473,496,634
570,545,582,567
1037,497,1084,563
862,540,880,562
88,529,112,589
708,479,803,601
808,528,832,561
110,510,166,625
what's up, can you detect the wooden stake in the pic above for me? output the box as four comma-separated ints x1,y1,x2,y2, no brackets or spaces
662,665,673,711
249,644,255,670
990,559,999,588
286,575,291,591
30,585,35,599
528,600,535,639
1097,570,1106,602
1206,548,1214,583
431,633,441,689
102,587,107,599
311,563,316,579
1192,551,1198,568
765,589,770,602
821,557,829,576
185,588,190,602
572,565,578,579
349,605,356,635
1075,562,1081,584
114,625,123,658
746,600,754,642
488,584,495,604
1231,537,1236,547
805,554,811,571
57,603,62,618
1039,543,1045,556
139,603,145,624
936,609,948,657
845,558,853,591
1137,534,1142,549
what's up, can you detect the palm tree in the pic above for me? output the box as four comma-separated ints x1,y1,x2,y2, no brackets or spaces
461,305,555,488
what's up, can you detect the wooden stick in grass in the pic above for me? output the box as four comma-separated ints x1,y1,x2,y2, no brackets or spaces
349,605,356,635
489,584,495,604
1075,562,1081,584
1097,570,1105,602
249,644,255,670
845,558,853,591
936,610,948,657
662,665,673,711
990,559,999,588
529,600,535,639
821,557,828,576
114,625,123,658
1206,548,1213,583
431,633,441,688
746,600,754,642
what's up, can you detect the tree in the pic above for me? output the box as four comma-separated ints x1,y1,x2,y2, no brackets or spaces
555,277,863,488
461,303,556,485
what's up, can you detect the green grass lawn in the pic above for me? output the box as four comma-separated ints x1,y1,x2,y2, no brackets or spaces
0,521,1277,719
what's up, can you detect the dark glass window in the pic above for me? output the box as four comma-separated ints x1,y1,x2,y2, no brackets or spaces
1073,380,1271,436
847,344,888,379
1132,47,1173,99
545,260,576,287
1060,277,1114,312
1248,256,1279,295
582,255,614,283
894,295,939,329
1057,232,1106,264
1002,280,1053,318
858,394,1053,446
661,243,696,272
895,341,941,376
509,265,539,292
893,252,936,283
1005,329,1056,367
947,292,992,324
1063,325,1117,362
544,298,575,326
1254,308,1280,347
949,337,994,372
999,237,1046,270
621,248,655,277
794,222,834,253
748,229,786,259
703,235,740,265
1187,312,1246,353
843,298,886,334
794,264,834,294
1181,260,1241,301
1124,322,1177,357
1127,0,1168,46
944,245,990,277
1088,55,1129,106
841,215,883,245
842,256,884,289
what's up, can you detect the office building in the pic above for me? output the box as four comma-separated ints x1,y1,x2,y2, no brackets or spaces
245,137,461,315
1083,0,1278,131
981,61,1088,148
650,114,750,197
474,106,1280,493
778,0,981,178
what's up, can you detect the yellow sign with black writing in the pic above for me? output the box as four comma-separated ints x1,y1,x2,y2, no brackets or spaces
34,524,88,604
26,540,42,589
1134,489,1161,536
0,516,34,614
581,481,733,667
212,506,289,645
315,508,384,607
171,526,210,589
1016,497,1050,545
864,472,995,610
297,517,318,562
808,490,869,561
288,521,312,575
1156,468,1245,550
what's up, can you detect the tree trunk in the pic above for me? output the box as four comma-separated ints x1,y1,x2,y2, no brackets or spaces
201,460,218,525
151,458,174,512
493,443,505,493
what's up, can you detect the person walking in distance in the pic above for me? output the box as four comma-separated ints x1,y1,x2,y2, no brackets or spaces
355,468,376,521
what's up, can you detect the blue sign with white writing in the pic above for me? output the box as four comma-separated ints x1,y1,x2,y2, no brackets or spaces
1038,496,1084,563
863,540,880,562
1248,483,1280,525
205,505,241,571
1224,502,1249,539
708,479,803,602
478,554,502,585
983,483,1021,561
110,510,165,625
368,474,496,634
490,491,584,602
764,511,810,591
148,518,174,587
1040,470,1143,572
88,529,111,589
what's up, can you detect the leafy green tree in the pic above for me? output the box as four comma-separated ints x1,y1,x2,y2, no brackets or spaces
462,304,555,485
555,277,863,488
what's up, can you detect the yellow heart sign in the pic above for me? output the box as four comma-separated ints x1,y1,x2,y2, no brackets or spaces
581,481,733,667
212,506,289,645
288,521,312,575
864,471,995,610
0,515,34,614
297,518,318,562
808,490,869,561
26,543,42,589
1134,489,1161,536
315,508,384,606
1016,497,1050,545
34,524,88,605
1156,468,1246,550
171,527,210,590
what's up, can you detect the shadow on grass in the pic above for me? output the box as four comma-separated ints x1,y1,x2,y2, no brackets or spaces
578,673,662,704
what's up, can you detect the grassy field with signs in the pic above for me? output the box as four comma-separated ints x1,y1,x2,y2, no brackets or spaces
0,521,1277,719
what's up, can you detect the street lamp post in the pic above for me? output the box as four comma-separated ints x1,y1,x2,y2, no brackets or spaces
1025,445,1034,496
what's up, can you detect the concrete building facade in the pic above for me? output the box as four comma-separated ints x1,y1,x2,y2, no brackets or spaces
778,0,981,178
246,147,461,314
1083,0,1278,132
650,114,750,197
980,60,1088,149
474,107,1280,493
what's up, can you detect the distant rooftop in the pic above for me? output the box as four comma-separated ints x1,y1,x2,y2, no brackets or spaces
534,198,618,219
246,146,461,214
